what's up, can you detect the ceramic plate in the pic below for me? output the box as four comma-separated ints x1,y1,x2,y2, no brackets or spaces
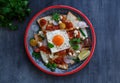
24,5,96,76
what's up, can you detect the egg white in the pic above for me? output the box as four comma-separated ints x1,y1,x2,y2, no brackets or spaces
46,30,70,53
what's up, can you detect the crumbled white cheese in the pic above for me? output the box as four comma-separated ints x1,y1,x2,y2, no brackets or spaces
37,42,42,47
74,30,79,37
73,53,76,56
76,27,80,29
78,21,88,28
58,21,62,24
49,20,53,24
74,30,79,35
38,31,43,36
75,50,80,53
81,36,86,40
68,52,72,56
60,15,63,19
38,31,45,38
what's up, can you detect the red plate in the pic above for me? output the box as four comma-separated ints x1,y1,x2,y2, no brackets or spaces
24,5,96,76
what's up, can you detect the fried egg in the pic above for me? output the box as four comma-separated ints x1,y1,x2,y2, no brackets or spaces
46,30,70,53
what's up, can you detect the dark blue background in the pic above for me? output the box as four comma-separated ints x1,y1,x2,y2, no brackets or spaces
0,0,120,83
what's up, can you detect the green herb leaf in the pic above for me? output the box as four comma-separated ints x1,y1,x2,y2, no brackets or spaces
45,63,57,71
22,1,29,6
32,52,40,59
70,38,81,44
72,44,79,50
0,0,31,30
69,38,81,50
2,7,11,14
73,57,80,63
48,42,54,48
52,13,60,22
77,17,81,21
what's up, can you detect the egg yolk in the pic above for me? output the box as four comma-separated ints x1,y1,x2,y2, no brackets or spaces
52,35,64,46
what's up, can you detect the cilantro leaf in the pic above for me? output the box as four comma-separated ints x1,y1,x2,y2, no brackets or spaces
69,38,81,50
48,42,54,48
0,0,31,30
52,13,60,22
32,52,40,59
70,38,81,44
45,63,57,71
73,57,80,63
72,44,79,50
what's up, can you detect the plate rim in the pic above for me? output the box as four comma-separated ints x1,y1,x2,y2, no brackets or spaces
24,5,96,76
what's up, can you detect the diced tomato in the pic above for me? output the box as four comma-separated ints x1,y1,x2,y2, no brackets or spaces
67,30,80,39
54,56,65,64
46,24,53,31
46,24,59,31
55,50,67,56
65,22,73,29
66,48,74,55
39,46,51,54
61,16,67,23
83,38,92,47
67,30,74,39
53,25,59,30
39,19,47,26
76,31,80,38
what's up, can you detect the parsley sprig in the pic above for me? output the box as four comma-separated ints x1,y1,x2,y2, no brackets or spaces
52,13,60,22
0,0,31,30
45,63,57,71
69,38,81,50
48,42,54,48
32,51,40,59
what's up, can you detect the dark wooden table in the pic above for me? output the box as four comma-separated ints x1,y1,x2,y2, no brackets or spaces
0,0,120,83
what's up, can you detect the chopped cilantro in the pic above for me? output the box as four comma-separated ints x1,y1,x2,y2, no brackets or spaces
52,13,60,22
32,52,40,59
45,63,57,71
48,42,54,48
73,57,80,63
69,38,81,50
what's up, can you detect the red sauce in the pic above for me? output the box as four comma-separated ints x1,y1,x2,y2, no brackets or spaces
39,46,51,54
53,25,59,30
83,38,91,47
65,22,73,29
67,30,80,39
46,24,60,31
67,30,74,39
54,56,65,64
66,49,74,55
46,24,53,31
76,31,80,38
39,19,47,26
61,16,67,23
55,50,67,56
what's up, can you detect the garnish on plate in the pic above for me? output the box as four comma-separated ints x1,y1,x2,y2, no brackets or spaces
0,0,31,30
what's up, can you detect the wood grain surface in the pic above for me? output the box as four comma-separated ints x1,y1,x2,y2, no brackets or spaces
0,0,120,83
